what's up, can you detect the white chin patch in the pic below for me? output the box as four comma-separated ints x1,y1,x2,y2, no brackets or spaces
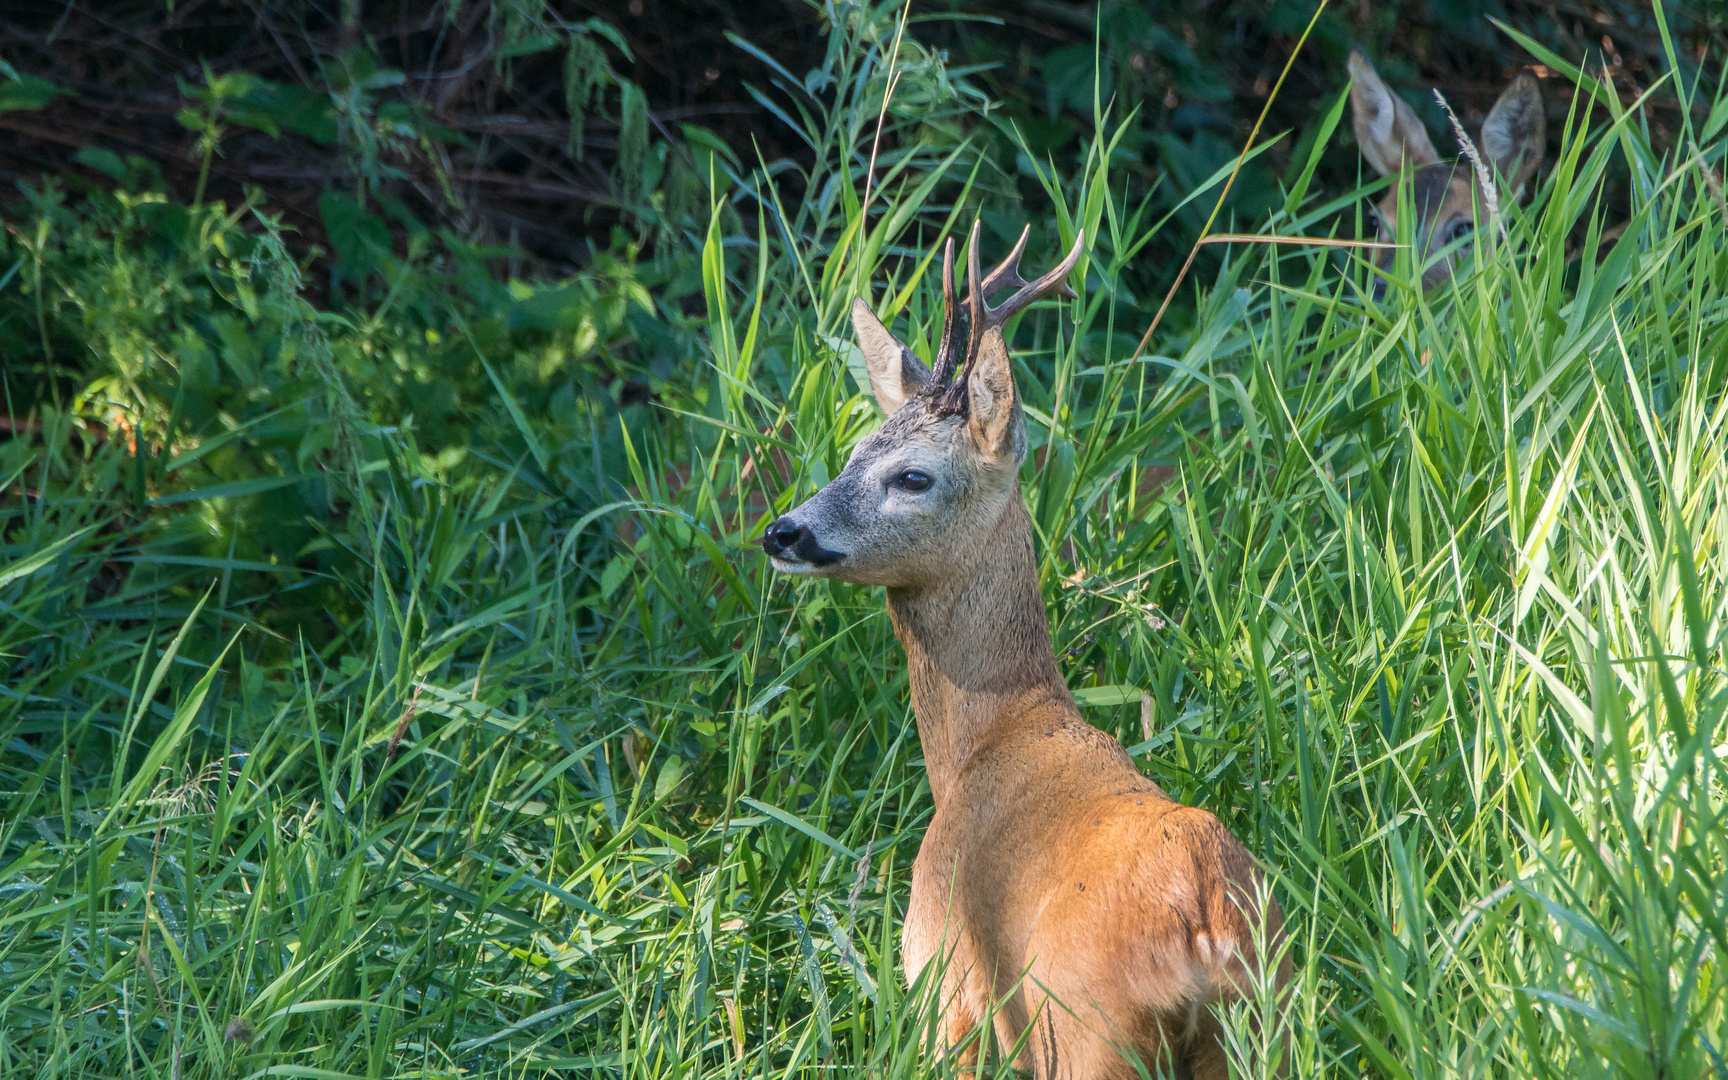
769,556,821,576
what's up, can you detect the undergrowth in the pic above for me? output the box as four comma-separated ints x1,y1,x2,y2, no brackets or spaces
3,4,1727,1078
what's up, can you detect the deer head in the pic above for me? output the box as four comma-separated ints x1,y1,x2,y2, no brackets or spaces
1348,49,1544,293
763,223,1084,588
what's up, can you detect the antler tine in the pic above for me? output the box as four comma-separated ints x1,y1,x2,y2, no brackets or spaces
965,220,986,356
933,223,988,416
930,237,960,385
933,223,1086,417
976,225,1033,299
982,229,1085,330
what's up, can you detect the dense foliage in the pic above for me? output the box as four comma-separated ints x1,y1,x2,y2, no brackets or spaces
3,2,1727,1078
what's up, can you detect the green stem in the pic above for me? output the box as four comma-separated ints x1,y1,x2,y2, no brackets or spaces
192,132,216,209
31,219,57,413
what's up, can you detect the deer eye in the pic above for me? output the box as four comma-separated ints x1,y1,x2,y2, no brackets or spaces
893,470,933,492
1449,220,1475,243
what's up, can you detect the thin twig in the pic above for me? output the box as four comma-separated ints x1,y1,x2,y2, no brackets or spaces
855,3,909,295
1200,234,1403,249
846,850,871,925
386,685,422,760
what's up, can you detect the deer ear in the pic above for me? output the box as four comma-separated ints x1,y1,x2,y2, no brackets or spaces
965,329,1024,461
851,299,932,414
1482,73,1545,192
1348,50,1440,176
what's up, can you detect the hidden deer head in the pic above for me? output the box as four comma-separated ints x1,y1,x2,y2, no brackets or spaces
1349,49,1545,292
763,223,1083,588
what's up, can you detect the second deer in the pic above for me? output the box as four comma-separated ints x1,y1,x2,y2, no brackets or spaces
763,225,1289,1080
1349,50,1545,294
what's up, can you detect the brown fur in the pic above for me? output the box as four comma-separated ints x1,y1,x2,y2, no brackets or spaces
765,274,1291,1078
1348,50,1544,292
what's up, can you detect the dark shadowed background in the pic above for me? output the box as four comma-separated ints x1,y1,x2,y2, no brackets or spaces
3,0,1718,285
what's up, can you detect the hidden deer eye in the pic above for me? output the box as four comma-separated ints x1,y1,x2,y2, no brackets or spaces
1448,220,1475,243
893,470,933,492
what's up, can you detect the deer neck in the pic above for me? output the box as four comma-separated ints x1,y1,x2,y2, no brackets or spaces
885,492,1068,806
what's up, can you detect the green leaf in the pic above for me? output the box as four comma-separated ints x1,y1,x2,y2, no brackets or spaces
0,525,97,590
318,191,392,280
1071,685,1147,708
738,797,859,861
600,554,631,599
0,75,69,114
148,474,307,506
107,628,239,833
74,147,128,181
499,33,562,59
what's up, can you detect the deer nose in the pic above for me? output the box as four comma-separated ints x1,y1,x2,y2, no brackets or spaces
763,517,809,558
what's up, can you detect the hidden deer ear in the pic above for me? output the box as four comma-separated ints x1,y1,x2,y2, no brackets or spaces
1348,50,1440,176
852,299,932,414
1482,73,1545,192
965,328,1024,462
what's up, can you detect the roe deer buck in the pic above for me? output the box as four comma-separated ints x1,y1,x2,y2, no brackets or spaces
762,224,1289,1080
1348,50,1544,294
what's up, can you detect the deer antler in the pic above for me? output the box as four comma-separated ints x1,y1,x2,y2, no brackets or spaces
928,238,962,387
933,221,1085,416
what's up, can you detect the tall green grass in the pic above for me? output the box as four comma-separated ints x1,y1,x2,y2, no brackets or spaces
3,7,1727,1078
